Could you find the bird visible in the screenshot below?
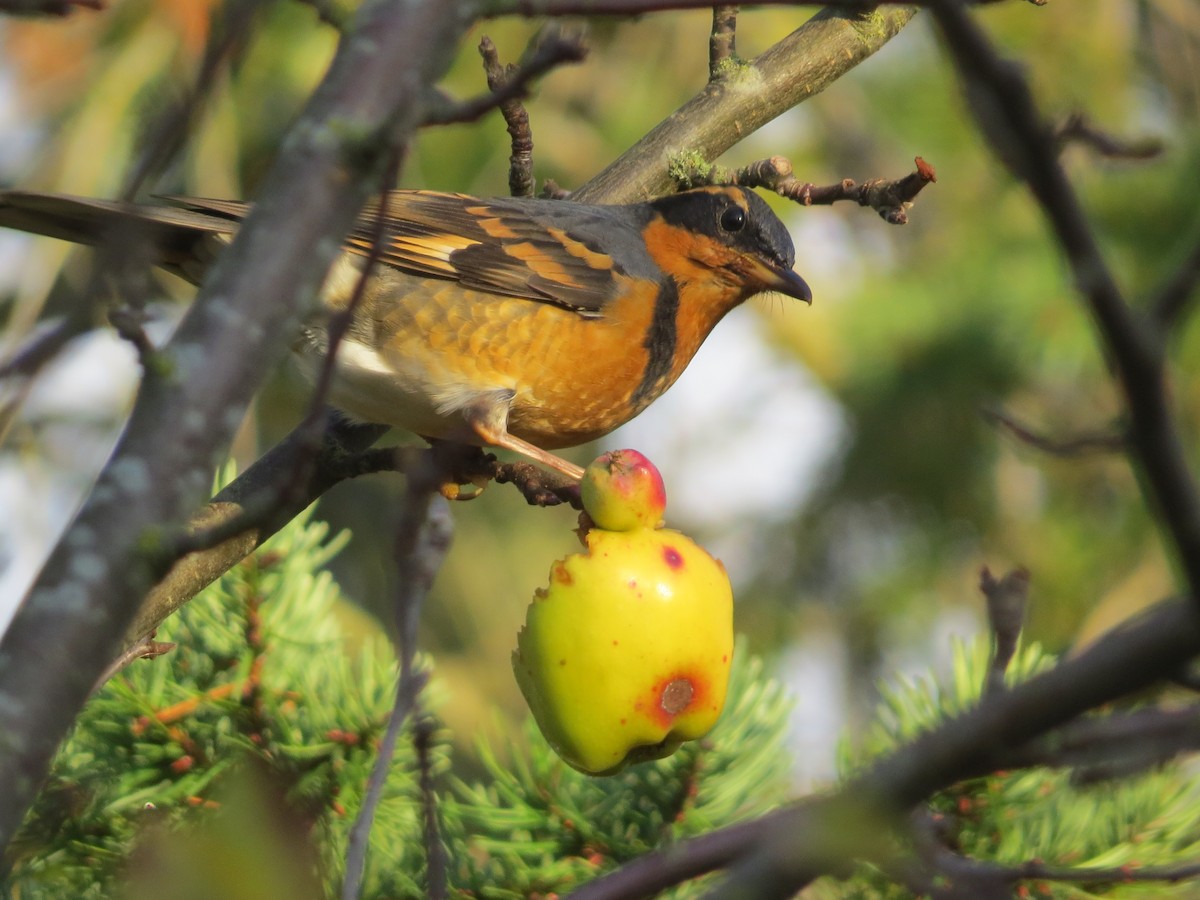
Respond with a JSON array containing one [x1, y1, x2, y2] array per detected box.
[[0, 185, 811, 480]]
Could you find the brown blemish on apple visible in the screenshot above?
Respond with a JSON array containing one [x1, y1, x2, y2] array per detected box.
[[660, 678, 694, 716], [551, 562, 573, 586]]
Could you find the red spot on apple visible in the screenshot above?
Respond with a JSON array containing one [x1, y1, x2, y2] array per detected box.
[[552, 562, 573, 586], [663, 546, 683, 569]]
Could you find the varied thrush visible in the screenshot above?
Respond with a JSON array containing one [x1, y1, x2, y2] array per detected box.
[[0, 186, 811, 479]]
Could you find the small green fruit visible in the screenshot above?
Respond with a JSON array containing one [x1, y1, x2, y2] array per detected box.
[[513, 526, 734, 775], [580, 449, 667, 532]]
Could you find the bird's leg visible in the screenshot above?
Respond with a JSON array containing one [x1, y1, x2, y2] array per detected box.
[[479, 427, 586, 482], [463, 398, 585, 481]]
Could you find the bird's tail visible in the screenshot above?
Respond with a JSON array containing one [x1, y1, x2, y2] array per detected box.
[[0, 191, 243, 284]]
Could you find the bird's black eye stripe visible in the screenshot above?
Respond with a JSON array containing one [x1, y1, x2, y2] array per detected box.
[[719, 205, 745, 233]]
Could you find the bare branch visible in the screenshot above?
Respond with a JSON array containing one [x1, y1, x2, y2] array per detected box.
[[424, 29, 587, 127], [781, 156, 937, 224], [709, 5, 739, 82], [92, 636, 176, 691], [0, 318, 81, 382], [414, 712, 448, 900], [1053, 112, 1165, 162], [126, 415, 390, 647], [1152, 234, 1200, 330], [123, 0, 261, 198], [0, 0, 101, 17], [342, 464, 453, 900], [478, 35, 537, 197], [680, 154, 936, 223], [909, 807, 1200, 895], [982, 406, 1125, 457], [572, 6, 917, 203], [1006, 706, 1200, 782], [107, 306, 156, 367]]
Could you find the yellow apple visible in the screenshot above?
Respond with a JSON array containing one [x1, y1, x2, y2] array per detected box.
[[513, 526, 734, 775]]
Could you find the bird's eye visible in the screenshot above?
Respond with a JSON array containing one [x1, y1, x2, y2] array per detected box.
[[719, 206, 745, 233]]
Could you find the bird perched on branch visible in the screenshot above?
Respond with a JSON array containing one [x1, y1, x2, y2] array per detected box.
[[0, 185, 811, 480]]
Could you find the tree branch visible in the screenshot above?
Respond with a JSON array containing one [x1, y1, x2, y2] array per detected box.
[[982, 406, 1126, 457], [708, 5, 739, 82], [0, 0, 101, 16], [677, 154, 937, 224], [908, 806, 1200, 896], [572, 6, 918, 203], [423, 28, 587, 126], [342, 462, 453, 900], [1152, 233, 1200, 331]]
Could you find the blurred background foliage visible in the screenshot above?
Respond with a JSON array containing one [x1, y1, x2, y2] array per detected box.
[[2, 0, 1200, 783]]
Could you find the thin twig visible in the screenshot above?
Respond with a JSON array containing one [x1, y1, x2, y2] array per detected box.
[[0, 318, 80, 381], [489, 457, 582, 507], [779, 156, 937, 224], [414, 711, 448, 900], [123, 0, 260, 199], [709, 5, 739, 82], [1052, 112, 1165, 162], [107, 306, 157, 367], [342, 465, 454, 900], [909, 807, 1200, 893], [1005, 705, 1200, 783], [676, 155, 937, 225], [294, 0, 348, 30], [1152, 235, 1200, 331], [982, 406, 1125, 457], [425, 29, 587, 126], [479, 35, 537, 197], [92, 636, 176, 691], [0, 0, 101, 16]]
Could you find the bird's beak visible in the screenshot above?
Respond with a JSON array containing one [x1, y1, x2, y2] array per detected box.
[[747, 257, 813, 304]]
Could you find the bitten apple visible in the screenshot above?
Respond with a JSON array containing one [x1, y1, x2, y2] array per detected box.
[[580, 449, 667, 532], [513, 454, 734, 775]]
